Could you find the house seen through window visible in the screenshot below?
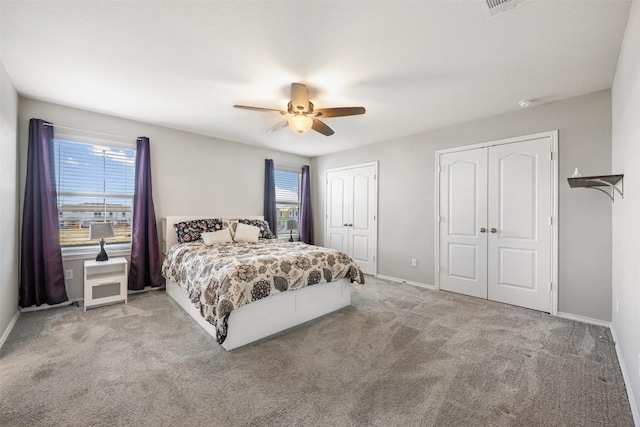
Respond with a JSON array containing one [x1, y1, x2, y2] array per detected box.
[[275, 169, 301, 239], [53, 138, 136, 247]]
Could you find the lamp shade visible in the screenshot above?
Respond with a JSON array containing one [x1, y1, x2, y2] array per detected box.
[[89, 222, 115, 240], [286, 219, 298, 231], [288, 115, 313, 134]]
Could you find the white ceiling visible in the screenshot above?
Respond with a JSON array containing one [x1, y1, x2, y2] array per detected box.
[[0, 0, 631, 157]]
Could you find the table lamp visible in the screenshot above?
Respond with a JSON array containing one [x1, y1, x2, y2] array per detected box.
[[90, 222, 115, 261], [286, 219, 298, 242]]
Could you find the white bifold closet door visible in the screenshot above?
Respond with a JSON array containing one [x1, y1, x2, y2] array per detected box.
[[326, 163, 377, 276], [439, 137, 552, 312]]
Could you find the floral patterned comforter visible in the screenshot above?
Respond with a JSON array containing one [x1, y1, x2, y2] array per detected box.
[[161, 240, 365, 344]]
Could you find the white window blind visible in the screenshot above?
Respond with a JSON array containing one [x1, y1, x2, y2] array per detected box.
[[275, 169, 301, 237], [53, 139, 136, 247]]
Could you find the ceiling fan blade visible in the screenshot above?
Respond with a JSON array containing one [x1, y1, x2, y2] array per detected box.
[[290, 83, 310, 112], [234, 105, 287, 115], [311, 119, 335, 136], [315, 107, 366, 118], [266, 120, 289, 133]]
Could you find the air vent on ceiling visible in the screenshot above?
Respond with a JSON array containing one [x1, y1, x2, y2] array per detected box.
[[482, 0, 529, 17]]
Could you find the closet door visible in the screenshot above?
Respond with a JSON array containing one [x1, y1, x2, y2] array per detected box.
[[347, 165, 377, 275], [439, 148, 488, 299], [325, 163, 378, 276], [326, 170, 349, 253], [487, 138, 552, 312]]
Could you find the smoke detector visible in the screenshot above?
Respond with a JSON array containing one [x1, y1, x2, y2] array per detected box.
[[482, 0, 529, 18]]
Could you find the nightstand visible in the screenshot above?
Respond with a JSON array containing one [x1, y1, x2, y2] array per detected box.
[[83, 257, 128, 311]]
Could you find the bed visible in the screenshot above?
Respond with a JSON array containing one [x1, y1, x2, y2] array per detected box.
[[162, 215, 364, 351]]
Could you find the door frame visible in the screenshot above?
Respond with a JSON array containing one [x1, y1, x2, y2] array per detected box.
[[325, 161, 378, 276], [434, 131, 559, 316]]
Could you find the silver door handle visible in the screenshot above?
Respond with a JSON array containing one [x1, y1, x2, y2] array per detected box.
[[490, 228, 497, 233], [480, 227, 486, 233]]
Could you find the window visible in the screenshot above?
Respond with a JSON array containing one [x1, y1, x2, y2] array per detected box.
[[53, 138, 136, 247], [275, 169, 301, 239]]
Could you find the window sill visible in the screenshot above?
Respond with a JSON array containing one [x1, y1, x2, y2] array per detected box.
[[62, 244, 131, 261], [277, 235, 300, 242]]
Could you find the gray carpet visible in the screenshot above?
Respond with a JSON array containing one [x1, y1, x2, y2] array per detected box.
[[0, 277, 634, 426]]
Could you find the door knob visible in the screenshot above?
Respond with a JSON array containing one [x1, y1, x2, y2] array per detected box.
[[490, 228, 497, 233], [343, 223, 348, 227], [480, 227, 486, 233], [348, 223, 353, 227]]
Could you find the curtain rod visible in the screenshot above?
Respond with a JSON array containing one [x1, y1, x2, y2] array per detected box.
[[276, 161, 304, 170], [43, 123, 137, 141]]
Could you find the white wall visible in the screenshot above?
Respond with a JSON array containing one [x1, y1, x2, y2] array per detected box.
[[611, 1, 640, 419], [313, 90, 612, 322], [0, 59, 20, 341], [19, 98, 310, 300]]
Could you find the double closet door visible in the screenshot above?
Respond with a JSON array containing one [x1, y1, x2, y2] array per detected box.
[[325, 163, 377, 276], [438, 137, 554, 312]]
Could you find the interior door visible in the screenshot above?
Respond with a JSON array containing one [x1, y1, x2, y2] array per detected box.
[[487, 138, 552, 312], [439, 148, 488, 298], [326, 164, 378, 276], [347, 165, 377, 275], [326, 171, 349, 253]]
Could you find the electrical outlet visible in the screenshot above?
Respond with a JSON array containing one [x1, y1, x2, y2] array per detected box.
[[616, 300, 619, 315], [411, 258, 417, 267], [65, 269, 73, 280]]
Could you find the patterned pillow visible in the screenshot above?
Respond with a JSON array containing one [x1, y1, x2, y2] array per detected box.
[[237, 219, 275, 239], [174, 218, 223, 243], [222, 219, 238, 239]]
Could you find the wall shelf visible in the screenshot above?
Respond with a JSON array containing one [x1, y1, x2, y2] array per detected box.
[[567, 174, 624, 201]]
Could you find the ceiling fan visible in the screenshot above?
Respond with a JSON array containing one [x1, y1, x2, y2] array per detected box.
[[233, 83, 365, 136]]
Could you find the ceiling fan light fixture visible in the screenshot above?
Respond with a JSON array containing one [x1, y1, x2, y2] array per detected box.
[[288, 115, 313, 134]]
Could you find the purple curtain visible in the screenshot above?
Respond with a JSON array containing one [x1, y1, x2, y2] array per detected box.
[[128, 137, 162, 290], [299, 165, 314, 244], [264, 159, 277, 237], [19, 119, 68, 307]]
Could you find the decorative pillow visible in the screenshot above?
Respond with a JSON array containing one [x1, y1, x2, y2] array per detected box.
[[233, 222, 260, 243], [174, 218, 223, 243], [238, 219, 275, 239], [222, 219, 238, 239], [201, 228, 232, 245]]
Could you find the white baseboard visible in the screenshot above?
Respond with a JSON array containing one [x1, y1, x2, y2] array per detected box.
[[557, 312, 611, 328], [20, 298, 83, 313], [128, 285, 166, 295], [375, 274, 436, 290], [610, 325, 640, 427], [0, 309, 20, 350]]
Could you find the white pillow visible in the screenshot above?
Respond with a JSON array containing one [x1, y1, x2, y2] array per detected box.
[[233, 222, 260, 243], [201, 228, 232, 245]]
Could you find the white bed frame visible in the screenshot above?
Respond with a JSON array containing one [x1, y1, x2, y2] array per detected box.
[[164, 216, 352, 351]]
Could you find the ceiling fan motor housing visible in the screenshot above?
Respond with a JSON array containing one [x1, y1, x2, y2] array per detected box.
[[291, 82, 310, 112], [288, 101, 314, 114]]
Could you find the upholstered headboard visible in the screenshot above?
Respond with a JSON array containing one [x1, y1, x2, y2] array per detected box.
[[163, 215, 265, 252]]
